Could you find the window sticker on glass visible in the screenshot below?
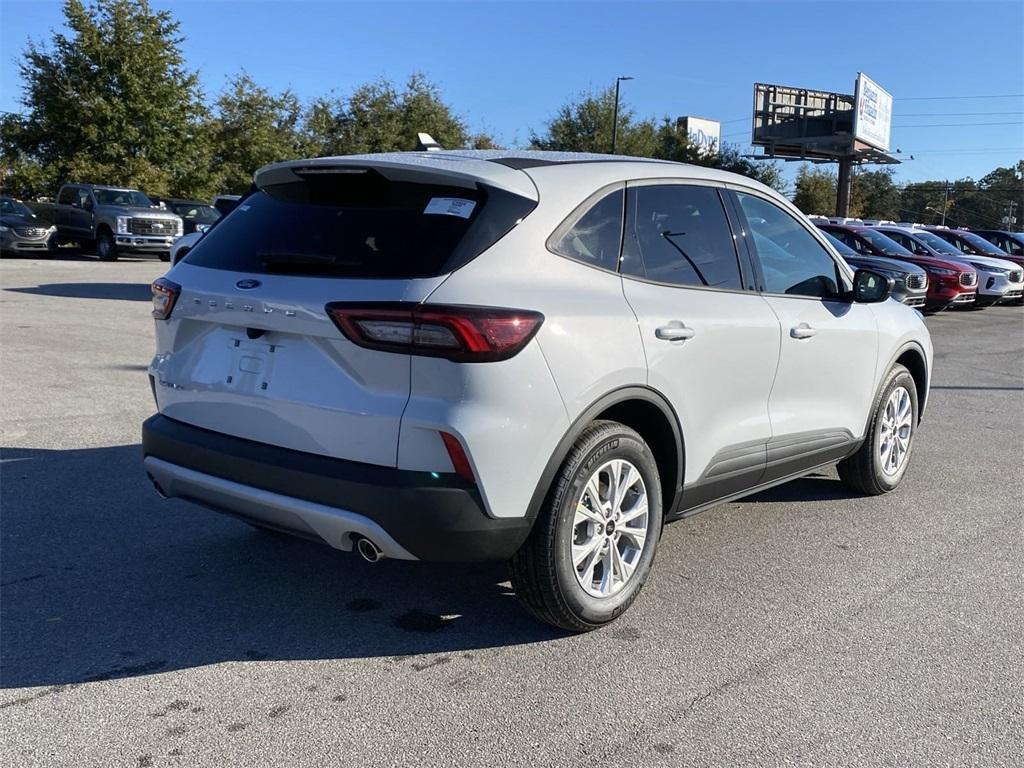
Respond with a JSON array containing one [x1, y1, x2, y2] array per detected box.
[[424, 197, 476, 219]]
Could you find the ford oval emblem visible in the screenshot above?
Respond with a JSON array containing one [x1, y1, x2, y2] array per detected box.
[[236, 279, 261, 290]]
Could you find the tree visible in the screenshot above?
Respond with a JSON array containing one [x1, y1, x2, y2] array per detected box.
[[530, 86, 657, 156], [1, 0, 208, 197], [851, 168, 899, 220], [792, 165, 836, 215], [531, 89, 785, 191], [304, 74, 470, 157], [210, 72, 304, 194]]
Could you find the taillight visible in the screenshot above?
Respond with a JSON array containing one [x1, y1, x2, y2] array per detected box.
[[151, 277, 180, 320], [325, 303, 544, 362]]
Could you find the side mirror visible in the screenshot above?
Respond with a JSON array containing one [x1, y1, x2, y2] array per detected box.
[[852, 268, 893, 303]]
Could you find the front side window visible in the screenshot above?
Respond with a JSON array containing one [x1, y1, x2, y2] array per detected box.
[[878, 229, 923, 254], [737, 192, 842, 299], [549, 189, 623, 272], [621, 184, 742, 290], [857, 229, 914, 257]]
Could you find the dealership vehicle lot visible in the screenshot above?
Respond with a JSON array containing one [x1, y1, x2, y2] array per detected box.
[[1, 257, 1022, 766]]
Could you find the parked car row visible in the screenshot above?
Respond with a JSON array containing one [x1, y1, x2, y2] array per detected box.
[[809, 217, 1024, 311], [1, 185, 238, 260]]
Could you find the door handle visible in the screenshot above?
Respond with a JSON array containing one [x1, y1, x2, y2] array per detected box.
[[790, 323, 817, 339], [655, 322, 696, 341]]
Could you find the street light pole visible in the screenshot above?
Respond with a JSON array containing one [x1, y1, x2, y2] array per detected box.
[[611, 76, 634, 154]]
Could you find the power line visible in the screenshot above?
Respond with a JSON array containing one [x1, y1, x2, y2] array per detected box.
[[895, 121, 1024, 128], [896, 93, 1024, 101], [898, 111, 1023, 117]]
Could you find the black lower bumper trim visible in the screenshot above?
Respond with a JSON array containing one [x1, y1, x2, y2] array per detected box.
[[142, 414, 532, 561]]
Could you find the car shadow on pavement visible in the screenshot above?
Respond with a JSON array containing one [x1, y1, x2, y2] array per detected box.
[[742, 473, 861, 503], [6, 283, 153, 301], [0, 444, 562, 689]]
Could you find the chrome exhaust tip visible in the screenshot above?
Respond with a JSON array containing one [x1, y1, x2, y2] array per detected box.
[[354, 536, 383, 563]]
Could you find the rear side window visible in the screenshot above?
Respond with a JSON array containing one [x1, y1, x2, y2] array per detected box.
[[621, 184, 742, 290], [549, 189, 624, 271], [737, 192, 842, 299], [184, 171, 535, 279], [57, 187, 76, 205]]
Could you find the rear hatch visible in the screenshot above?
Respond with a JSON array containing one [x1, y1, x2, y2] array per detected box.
[[152, 160, 536, 466]]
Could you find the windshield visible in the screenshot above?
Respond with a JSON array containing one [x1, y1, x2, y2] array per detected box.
[[858, 229, 914, 256], [912, 230, 964, 256], [0, 197, 35, 218], [823, 231, 856, 256], [169, 203, 220, 224], [953, 231, 1008, 256], [93, 189, 153, 208]]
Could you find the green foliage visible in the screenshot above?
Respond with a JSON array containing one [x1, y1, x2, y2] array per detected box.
[[2, 0, 207, 196], [303, 74, 469, 157], [530, 88, 785, 191], [211, 72, 304, 194], [792, 165, 837, 215], [851, 168, 899, 220]]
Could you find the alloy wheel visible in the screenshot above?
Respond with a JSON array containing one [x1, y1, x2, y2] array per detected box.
[[879, 385, 913, 476], [571, 459, 649, 598]]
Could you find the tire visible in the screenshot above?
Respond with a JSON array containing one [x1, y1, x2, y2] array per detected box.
[[510, 420, 663, 632], [838, 364, 918, 495], [96, 229, 118, 261], [158, 252, 170, 262]]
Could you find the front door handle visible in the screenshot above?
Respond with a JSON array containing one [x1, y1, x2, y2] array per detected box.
[[655, 322, 696, 341], [790, 323, 817, 339]]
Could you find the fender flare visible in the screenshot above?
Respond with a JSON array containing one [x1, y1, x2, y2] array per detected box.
[[524, 385, 685, 524], [863, 340, 930, 437]]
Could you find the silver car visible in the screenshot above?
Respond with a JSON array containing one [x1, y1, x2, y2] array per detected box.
[[143, 151, 933, 631]]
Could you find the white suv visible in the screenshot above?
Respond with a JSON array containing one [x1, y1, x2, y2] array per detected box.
[[144, 151, 933, 631]]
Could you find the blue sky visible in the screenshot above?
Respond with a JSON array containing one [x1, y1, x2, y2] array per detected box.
[[1, 0, 1022, 188]]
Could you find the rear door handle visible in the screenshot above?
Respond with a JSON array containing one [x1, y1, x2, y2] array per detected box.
[[790, 323, 817, 339], [655, 322, 696, 341]]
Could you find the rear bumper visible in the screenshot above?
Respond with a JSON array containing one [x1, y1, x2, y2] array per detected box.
[[142, 414, 532, 561]]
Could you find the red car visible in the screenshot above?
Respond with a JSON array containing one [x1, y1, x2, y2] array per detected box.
[[816, 223, 978, 312], [925, 226, 1024, 271]]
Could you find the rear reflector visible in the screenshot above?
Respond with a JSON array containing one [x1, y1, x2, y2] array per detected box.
[[151, 277, 181, 320], [325, 303, 544, 362], [440, 432, 475, 483]]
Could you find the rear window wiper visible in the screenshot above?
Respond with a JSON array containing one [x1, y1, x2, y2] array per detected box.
[[258, 252, 369, 274]]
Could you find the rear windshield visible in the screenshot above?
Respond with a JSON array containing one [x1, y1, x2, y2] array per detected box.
[[184, 172, 535, 279], [954, 231, 1007, 256], [858, 229, 913, 256]]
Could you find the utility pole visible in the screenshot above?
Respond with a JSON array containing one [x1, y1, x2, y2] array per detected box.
[[610, 76, 634, 154], [940, 181, 949, 226], [1005, 200, 1019, 231]]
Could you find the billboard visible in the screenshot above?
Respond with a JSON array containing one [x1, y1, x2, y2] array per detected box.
[[751, 83, 856, 160], [678, 116, 720, 154], [853, 73, 893, 151]]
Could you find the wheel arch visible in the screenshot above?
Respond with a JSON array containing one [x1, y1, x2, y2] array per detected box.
[[525, 386, 685, 524], [892, 342, 929, 422]]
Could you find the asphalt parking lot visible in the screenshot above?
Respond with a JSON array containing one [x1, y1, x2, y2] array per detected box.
[[1, 255, 1021, 768]]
